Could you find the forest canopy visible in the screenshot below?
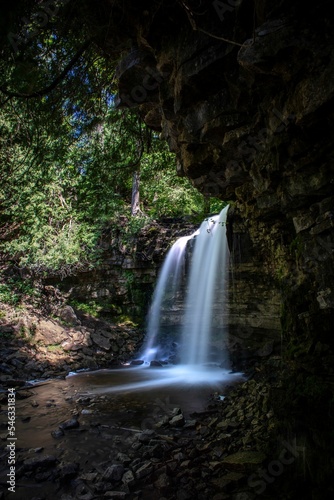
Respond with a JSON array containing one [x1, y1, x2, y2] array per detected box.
[[0, 1, 221, 275]]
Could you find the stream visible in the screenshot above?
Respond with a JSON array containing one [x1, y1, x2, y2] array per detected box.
[[1, 365, 243, 499]]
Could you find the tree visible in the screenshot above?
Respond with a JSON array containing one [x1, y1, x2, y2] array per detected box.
[[0, 1, 211, 274]]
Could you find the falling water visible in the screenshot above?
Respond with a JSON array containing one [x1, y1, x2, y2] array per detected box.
[[141, 205, 230, 370], [141, 234, 194, 361], [180, 205, 229, 367]]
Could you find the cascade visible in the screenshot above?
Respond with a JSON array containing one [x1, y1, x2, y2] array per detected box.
[[180, 205, 229, 366], [141, 205, 230, 370], [141, 234, 194, 362]]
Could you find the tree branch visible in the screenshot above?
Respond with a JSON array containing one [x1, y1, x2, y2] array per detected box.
[[178, 0, 243, 47], [0, 39, 92, 99]]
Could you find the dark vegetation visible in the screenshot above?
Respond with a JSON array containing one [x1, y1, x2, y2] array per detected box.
[[0, 0, 221, 283]]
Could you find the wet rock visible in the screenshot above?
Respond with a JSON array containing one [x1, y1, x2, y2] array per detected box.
[[149, 360, 163, 367], [23, 454, 57, 471], [130, 360, 144, 366], [51, 428, 64, 439], [16, 390, 33, 399], [59, 418, 79, 430]]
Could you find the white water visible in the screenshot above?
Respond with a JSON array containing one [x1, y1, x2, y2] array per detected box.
[[141, 234, 194, 361], [141, 205, 230, 372], [180, 205, 230, 366]]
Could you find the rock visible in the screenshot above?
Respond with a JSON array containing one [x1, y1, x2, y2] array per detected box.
[[116, 453, 131, 465], [154, 471, 171, 490], [58, 462, 80, 481], [122, 469, 135, 485], [52, 428, 64, 439], [59, 418, 79, 430], [81, 409, 94, 415], [58, 306, 79, 325], [169, 414, 185, 427], [149, 360, 163, 367], [103, 465, 125, 482], [138, 430, 156, 443], [135, 461, 153, 479], [130, 360, 144, 366], [221, 451, 266, 471], [34, 319, 67, 345], [91, 332, 111, 350], [211, 471, 245, 491], [23, 455, 57, 470]]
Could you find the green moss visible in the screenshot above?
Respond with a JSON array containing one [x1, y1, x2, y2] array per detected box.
[[289, 235, 304, 260], [47, 344, 63, 352], [70, 299, 102, 317]]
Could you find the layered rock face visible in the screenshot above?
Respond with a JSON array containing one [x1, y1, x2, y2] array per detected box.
[[45, 218, 197, 323]]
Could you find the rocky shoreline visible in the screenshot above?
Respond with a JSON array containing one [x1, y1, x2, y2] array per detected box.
[[0, 296, 321, 500], [0, 365, 288, 500]]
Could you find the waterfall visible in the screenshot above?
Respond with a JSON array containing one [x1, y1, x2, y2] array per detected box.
[[140, 205, 230, 369], [141, 234, 194, 362], [180, 205, 229, 366]]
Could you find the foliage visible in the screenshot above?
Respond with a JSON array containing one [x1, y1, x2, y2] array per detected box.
[[0, 283, 19, 306], [0, 273, 39, 306], [0, 1, 217, 275], [69, 299, 103, 317]]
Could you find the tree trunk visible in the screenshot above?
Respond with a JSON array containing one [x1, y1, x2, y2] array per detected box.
[[131, 170, 141, 216]]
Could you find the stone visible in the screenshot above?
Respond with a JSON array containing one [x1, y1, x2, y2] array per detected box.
[[58, 306, 79, 325], [91, 332, 111, 350], [34, 320, 67, 345], [135, 461, 153, 479], [169, 414, 185, 427], [154, 472, 170, 489], [122, 469, 135, 485], [103, 465, 125, 482], [221, 451, 266, 471], [23, 455, 57, 470], [58, 462, 80, 481], [137, 430, 156, 443], [51, 429, 64, 439], [59, 418, 79, 430]]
